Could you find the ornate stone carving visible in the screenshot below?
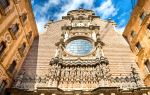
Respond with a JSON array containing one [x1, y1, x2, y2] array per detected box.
[[12, 57, 143, 91], [5, 32, 12, 44]]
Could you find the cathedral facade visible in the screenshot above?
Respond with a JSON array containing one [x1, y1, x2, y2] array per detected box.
[[8, 9, 150, 95]]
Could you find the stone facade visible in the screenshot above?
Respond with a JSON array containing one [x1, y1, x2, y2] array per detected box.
[[123, 0, 150, 86], [0, 0, 38, 94], [9, 9, 150, 95]]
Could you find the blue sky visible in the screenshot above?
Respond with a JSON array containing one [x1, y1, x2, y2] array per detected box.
[[31, 0, 137, 32]]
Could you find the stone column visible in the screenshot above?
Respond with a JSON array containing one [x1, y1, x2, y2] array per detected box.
[[99, 93, 104, 95], [52, 94, 56, 95], [111, 93, 115, 95], [40, 93, 45, 95]]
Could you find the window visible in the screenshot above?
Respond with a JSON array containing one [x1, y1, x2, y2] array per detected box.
[[21, 13, 27, 23], [7, 60, 17, 73], [27, 31, 32, 40], [9, 23, 19, 35], [147, 24, 150, 32], [131, 31, 136, 37], [0, 41, 6, 56], [0, 80, 7, 93], [66, 39, 93, 56], [136, 42, 142, 51], [140, 12, 146, 20], [0, 0, 9, 12], [145, 60, 150, 72], [18, 42, 26, 55], [140, 12, 146, 25]]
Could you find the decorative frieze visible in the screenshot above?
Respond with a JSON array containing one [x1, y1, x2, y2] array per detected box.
[[13, 56, 143, 91], [61, 24, 100, 31]]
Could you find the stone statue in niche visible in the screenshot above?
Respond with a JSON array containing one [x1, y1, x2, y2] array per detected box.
[[95, 42, 104, 58], [55, 34, 65, 58], [95, 33, 105, 58], [55, 44, 63, 58]]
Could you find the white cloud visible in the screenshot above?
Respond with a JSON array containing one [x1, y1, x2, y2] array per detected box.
[[34, 0, 94, 32], [117, 12, 126, 19], [33, 0, 60, 16], [36, 17, 47, 32], [115, 26, 125, 33], [94, 0, 118, 18], [31, 0, 34, 5], [118, 19, 126, 27], [41, 0, 60, 15], [33, 0, 60, 32], [54, 0, 94, 20]]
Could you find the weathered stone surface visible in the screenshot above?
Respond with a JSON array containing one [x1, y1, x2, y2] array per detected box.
[[123, 0, 150, 86]]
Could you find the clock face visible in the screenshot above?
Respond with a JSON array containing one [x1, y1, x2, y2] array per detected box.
[[66, 39, 93, 56]]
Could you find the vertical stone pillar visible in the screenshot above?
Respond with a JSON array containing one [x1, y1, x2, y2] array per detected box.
[[99, 93, 104, 95], [111, 93, 115, 95], [40, 93, 45, 95], [143, 93, 148, 95], [52, 94, 56, 95]]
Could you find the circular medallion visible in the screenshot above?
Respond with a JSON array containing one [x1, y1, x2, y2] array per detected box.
[[5, 33, 11, 44]]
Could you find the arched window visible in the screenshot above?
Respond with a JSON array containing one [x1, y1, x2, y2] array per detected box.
[[9, 23, 19, 36], [0, 80, 7, 94], [135, 42, 142, 52], [145, 60, 150, 72], [139, 12, 146, 25], [0, 0, 9, 12], [18, 42, 26, 56], [147, 24, 150, 32], [7, 61, 17, 73], [27, 31, 32, 40], [131, 31, 136, 38], [19, 42, 26, 52], [0, 41, 6, 56], [21, 13, 27, 23]]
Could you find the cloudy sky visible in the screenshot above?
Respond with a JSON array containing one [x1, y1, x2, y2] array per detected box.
[[31, 0, 137, 32]]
